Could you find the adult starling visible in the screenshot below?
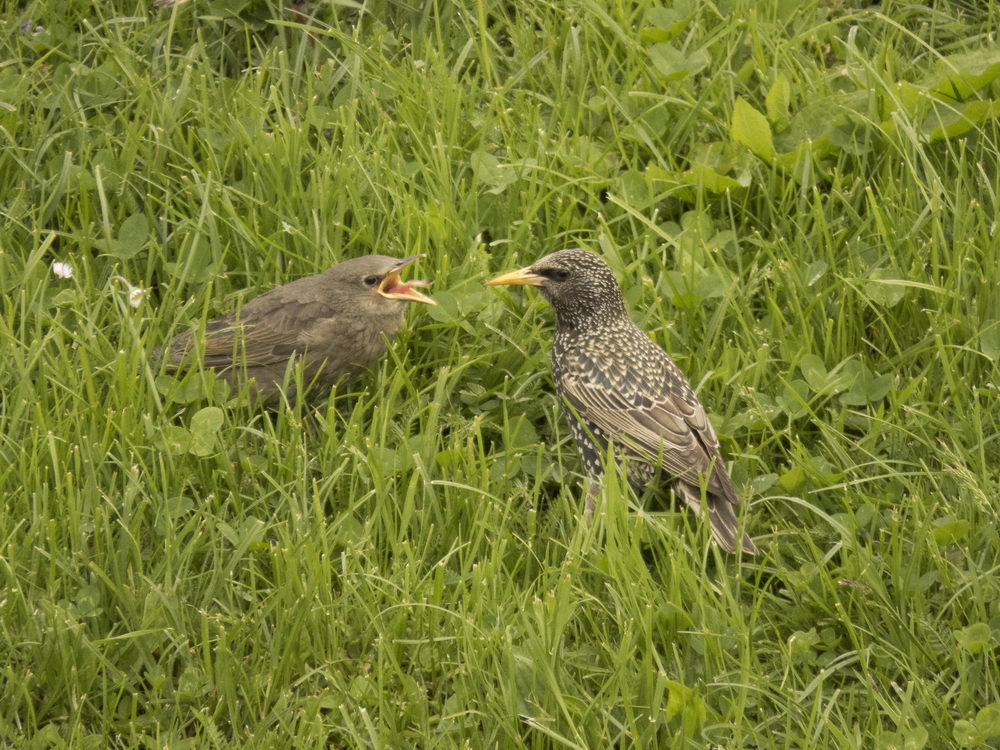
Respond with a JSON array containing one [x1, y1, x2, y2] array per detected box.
[[487, 248, 757, 554], [157, 254, 435, 403]]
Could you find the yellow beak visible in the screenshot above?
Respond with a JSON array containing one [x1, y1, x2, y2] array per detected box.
[[485, 267, 545, 287], [379, 254, 437, 305]]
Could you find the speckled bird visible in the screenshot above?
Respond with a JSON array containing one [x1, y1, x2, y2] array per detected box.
[[487, 248, 757, 554], [156, 254, 435, 404]]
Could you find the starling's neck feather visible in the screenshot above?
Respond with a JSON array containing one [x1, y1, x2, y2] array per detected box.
[[549, 289, 630, 333]]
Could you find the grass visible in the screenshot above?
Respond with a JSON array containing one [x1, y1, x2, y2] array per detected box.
[[2, 0, 1000, 746]]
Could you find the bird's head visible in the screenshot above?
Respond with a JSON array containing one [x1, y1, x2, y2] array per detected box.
[[333, 254, 436, 313], [486, 248, 626, 325]]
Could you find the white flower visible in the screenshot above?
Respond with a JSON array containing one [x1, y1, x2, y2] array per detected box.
[[112, 276, 147, 308], [128, 286, 147, 308], [51, 261, 74, 279]]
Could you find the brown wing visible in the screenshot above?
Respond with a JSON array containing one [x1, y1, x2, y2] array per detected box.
[[558, 347, 741, 506], [162, 297, 337, 369]]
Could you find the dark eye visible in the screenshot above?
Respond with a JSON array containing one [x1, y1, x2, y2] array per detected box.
[[546, 268, 570, 282], [363, 275, 380, 287]]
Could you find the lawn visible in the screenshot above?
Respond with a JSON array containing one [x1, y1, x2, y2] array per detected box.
[[2, 0, 999, 746]]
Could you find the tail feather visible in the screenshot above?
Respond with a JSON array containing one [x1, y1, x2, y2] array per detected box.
[[678, 483, 758, 555]]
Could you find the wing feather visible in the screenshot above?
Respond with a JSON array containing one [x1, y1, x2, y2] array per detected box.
[[162, 298, 336, 369], [558, 344, 741, 506]]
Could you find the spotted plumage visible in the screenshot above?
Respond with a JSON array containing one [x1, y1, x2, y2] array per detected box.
[[487, 248, 757, 555]]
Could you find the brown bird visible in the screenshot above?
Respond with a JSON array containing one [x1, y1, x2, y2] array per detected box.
[[487, 248, 757, 554], [157, 254, 435, 403]]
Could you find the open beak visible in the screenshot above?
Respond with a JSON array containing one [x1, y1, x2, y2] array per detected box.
[[378, 254, 437, 305], [485, 267, 545, 287]]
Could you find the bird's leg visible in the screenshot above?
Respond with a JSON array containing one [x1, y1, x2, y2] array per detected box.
[[583, 478, 601, 516]]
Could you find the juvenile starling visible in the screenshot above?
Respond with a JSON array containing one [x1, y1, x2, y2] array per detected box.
[[157, 254, 435, 403], [487, 248, 757, 554]]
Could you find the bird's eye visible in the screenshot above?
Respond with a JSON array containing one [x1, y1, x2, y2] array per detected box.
[[363, 275, 380, 287], [548, 269, 571, 282]]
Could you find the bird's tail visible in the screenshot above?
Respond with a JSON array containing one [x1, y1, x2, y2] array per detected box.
[[678, 483, 758, 555]]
